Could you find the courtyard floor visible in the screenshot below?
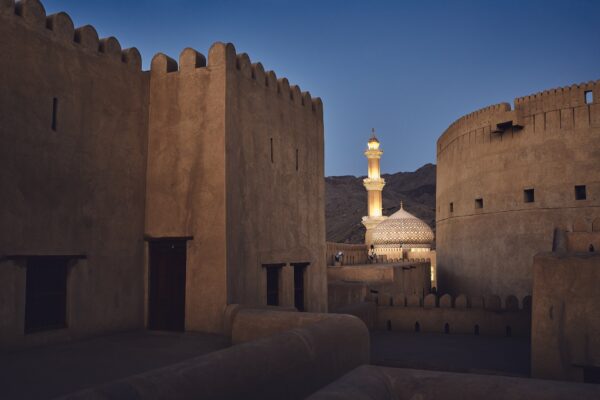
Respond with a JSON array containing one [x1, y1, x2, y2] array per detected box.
[[0, 330, 230, 400], [0, 328, 531, 399], [370, 330, 531, 377]]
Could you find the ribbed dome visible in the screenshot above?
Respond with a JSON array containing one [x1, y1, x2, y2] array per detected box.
[[372, 204, 434, 246]]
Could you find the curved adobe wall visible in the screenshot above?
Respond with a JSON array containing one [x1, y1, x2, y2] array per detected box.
[[436, 80, 600, 299]]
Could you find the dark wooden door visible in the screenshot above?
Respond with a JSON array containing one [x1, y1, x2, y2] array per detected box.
[[25, 257, 68, 333], [148, 240, 186, 331]]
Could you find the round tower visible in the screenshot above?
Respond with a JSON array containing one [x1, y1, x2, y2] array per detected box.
[[362, 129, 387, 246]]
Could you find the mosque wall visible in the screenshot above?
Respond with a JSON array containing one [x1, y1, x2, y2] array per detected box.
[[436, 80, 600, 299], [0, 0, 148, 348]]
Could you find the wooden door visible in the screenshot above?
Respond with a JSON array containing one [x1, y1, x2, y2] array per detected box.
[[148, 240, 186, 331]]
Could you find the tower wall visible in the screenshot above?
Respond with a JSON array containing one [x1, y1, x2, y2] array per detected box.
[[225, 48, 327, 312], [436, 80, 600, 299], [145, 46, 229, 333], [0, 0, 148, 347], [146, 42, 328, 329]]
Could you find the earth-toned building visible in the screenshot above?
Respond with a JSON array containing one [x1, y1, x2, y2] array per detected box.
[[0, 0, 326, 348], [436, 81, 600, 299]]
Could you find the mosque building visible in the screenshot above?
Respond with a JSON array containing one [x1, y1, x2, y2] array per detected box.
[[361, 130, 437, 283]]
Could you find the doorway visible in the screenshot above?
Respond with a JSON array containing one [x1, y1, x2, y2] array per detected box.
[[291, 262, 309, 311], [25, 256, 69, 333], [148, 239, 187, 331]]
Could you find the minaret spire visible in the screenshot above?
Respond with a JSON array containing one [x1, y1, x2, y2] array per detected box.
[[361, 129, 387, 247]]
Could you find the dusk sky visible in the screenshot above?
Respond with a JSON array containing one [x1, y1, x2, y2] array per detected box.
[[44, 0, 600, 176]]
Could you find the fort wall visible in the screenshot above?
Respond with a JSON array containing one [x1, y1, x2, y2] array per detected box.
[[145, 42, 327, 333], [436, 80, 600, 298], [0, 0, 327, 344], [0, 0, 148, 347], [532, 252, 600, 382], [225, 47, 327, 312], [145, 45, 229, 333], [374, 292, 531, 337]]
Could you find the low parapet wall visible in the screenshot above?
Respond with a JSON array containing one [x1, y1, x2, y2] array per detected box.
[[326, 242, 368, 265], [64, 312, 370, 400], [307, 365, 600, 400], [230, 307, 368, 344], [374, 293, 531, 337]]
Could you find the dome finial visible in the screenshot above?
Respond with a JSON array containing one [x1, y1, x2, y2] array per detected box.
[[400, 201, 404, 209]]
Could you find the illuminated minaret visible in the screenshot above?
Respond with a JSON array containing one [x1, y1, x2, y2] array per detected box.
[[362, 129, 387, 246]]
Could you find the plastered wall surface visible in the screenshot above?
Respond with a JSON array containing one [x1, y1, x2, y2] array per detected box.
[[0, 0, 148, 348], [531, 252, 600, 382], [1, 0, 327, 343], [374, 292, 530, 337], [436, 81, 600, 299], [145, 46, 229, 333], [225, 47, 327, 312]]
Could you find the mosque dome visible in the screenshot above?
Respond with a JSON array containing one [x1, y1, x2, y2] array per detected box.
[[371, 203, 434, 248]]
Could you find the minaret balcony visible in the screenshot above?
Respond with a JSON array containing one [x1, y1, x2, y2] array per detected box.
[[363, 178, 385, 191]]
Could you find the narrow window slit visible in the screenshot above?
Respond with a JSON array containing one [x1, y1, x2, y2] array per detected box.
[[52, 97, 58, 131]]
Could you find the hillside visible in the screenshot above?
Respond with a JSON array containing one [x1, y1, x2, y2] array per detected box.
[[325, 163, 436, 244]]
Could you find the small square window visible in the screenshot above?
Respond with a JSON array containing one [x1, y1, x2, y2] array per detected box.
[[475, 198, 483, 209], [585, 91, 593, 105], [449, 202, 454, 213], [524, 188, 535, 203], [575, 185, 587, 200]]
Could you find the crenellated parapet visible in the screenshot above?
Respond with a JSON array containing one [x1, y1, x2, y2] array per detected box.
[[374, 292, 531, 312], [375, 292, 532, 337], [514, 79, 599, 116], [438, 79, 600, 156], [438, 102, 511, 153], [150, 42, 323, 115], [3, 0, 142, 70]]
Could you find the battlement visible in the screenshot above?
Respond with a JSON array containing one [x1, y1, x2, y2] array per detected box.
[[1, 0, 141, 70], [438, 78, 600, 155], [514, 79, 599, 115], [375, 292, 532, 337], [438, 102, 512, 153], [374, 292, 531, 312], [150, 43, 322, 114]]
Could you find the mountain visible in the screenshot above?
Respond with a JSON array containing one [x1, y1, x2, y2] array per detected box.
[[325, 163, 436, 244]]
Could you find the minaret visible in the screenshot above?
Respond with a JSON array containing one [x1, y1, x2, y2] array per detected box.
[[362, 129, 387, 246]]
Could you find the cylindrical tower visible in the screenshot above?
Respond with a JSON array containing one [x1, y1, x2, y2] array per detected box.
[[362, 129, 387, 246], [436, 80, 600, 300]]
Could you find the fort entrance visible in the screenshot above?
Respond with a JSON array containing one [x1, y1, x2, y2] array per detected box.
[[148, 239, 187, 331]]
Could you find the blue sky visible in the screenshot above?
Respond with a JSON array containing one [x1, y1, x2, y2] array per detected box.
[[43, 0, 600, 176]]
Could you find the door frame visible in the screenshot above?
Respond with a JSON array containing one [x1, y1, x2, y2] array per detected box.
[[144, 236, 192, 331]]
